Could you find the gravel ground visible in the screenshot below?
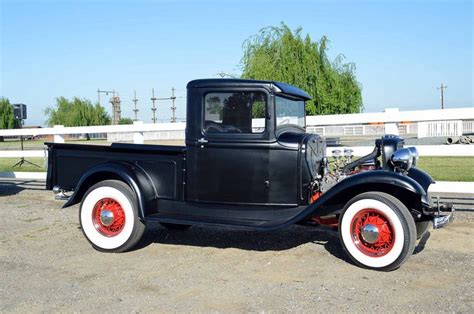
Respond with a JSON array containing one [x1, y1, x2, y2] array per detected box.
[[1, 179, 473, 312]]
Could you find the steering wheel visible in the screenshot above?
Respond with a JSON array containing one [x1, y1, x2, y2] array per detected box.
[[277, 118, 291, 126], [206, 122, 242, 133], [225, 125, 243, 133]]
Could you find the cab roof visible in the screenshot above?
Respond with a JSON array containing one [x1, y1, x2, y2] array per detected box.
[[187, 78, 312, 101]]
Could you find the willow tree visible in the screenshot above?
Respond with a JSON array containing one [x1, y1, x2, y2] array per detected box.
[[0, 97, 17, 141], [241, 23, 363, 115], [45, 97, 110, 127], [0, 98, 15, 130]]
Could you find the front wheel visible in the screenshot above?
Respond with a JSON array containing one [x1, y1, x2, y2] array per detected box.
[[339, 192, 416, 271], [80, 180, 145, 252]]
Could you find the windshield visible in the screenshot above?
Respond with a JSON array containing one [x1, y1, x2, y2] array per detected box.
[[275, 96, 306, 128]]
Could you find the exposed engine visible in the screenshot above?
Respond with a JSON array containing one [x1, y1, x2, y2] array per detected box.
[[307, 135, 419, 203]]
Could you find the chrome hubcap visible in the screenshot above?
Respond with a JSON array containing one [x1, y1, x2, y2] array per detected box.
[[100, 210, 114, 226], [361, 224, 379, 244]]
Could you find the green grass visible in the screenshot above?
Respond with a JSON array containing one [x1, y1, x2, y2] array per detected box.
[[417, 157, 474, 182], [0, 158, 46, 172], [0, 156, 472, 182]]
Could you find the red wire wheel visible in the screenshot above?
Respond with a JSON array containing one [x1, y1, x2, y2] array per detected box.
[[92, 198, 126, 237], [350, 208, 395, 257]]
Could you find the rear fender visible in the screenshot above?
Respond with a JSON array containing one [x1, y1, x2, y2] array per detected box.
[[63, 162, 157, 221]]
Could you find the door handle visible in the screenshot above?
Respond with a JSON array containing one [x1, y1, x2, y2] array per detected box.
[[197, 138, 208, 144]]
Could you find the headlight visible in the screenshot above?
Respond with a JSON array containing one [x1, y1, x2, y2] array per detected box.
[[390, 147, 419, 171], [407, 147, 419, 166]]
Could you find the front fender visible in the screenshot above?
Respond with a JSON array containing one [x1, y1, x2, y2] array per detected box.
[[302, 170, 426, 219], [408, 167, 434, 193], [63, 162, 157, 221], [408, 167, 435, 207]]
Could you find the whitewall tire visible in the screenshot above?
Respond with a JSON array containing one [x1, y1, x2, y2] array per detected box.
[[339, 192, 416, 271], [80, 180, 145, 252]]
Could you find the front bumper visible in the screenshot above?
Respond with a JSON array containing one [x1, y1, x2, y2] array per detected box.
[[431, 197, 455, 229], [433, 212, 454, 229]]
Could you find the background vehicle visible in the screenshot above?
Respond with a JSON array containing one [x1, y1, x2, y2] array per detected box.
[[47, 79, 453, 271]]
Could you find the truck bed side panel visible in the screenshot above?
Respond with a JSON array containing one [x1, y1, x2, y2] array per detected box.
[[47, 143, 185, 201]]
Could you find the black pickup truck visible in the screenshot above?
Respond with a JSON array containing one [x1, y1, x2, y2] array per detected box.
[[47, 79, 453, 271]]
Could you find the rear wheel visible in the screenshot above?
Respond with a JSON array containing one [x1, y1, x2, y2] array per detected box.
[[80, 180, 145, 252], [339, 192, 416, 271]]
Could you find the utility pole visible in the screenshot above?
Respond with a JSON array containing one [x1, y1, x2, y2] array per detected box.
[[170, 87, 177, 122], [150, 88, 176, 123], [438, 83, 448, 109], [151, 88, 158, 123], [132, 90, 139, 121]]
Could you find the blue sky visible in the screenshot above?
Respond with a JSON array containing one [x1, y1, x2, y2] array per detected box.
[[1, 0, 473, 126]]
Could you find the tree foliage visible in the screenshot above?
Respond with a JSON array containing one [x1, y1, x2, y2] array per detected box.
[[118, 117, 134, 125], [0, 98, 16, 129], [45, 97, 111, 127], [241, 23, 363, 115]]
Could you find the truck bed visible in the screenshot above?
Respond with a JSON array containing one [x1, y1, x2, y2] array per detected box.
[[46, 142, 185, 201]]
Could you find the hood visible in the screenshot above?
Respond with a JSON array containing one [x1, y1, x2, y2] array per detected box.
[[277, 130, 325, 180]]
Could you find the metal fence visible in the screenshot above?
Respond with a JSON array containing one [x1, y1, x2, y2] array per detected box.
[[306, 107, 474, 138]]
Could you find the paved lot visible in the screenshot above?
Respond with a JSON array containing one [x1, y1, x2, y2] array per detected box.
[[1, 179, 473, 312]]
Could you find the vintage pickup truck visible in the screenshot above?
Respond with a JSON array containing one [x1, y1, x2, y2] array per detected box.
[[47, 79, 453, 271]]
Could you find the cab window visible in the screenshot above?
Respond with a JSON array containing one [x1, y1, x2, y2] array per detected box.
[[204, 92, 266, 134], [275, 96, 306, 128]]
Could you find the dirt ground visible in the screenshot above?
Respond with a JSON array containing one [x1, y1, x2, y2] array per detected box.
[[1, 179, 473, 313]]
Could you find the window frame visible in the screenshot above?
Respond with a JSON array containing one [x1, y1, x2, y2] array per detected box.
[[201, 88, 271, 141]]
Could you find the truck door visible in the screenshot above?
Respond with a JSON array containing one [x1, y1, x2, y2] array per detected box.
[[186, 89, 271, 204]]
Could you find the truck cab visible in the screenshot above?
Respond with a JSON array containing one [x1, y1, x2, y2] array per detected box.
[[185, 79, 321, 207]]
